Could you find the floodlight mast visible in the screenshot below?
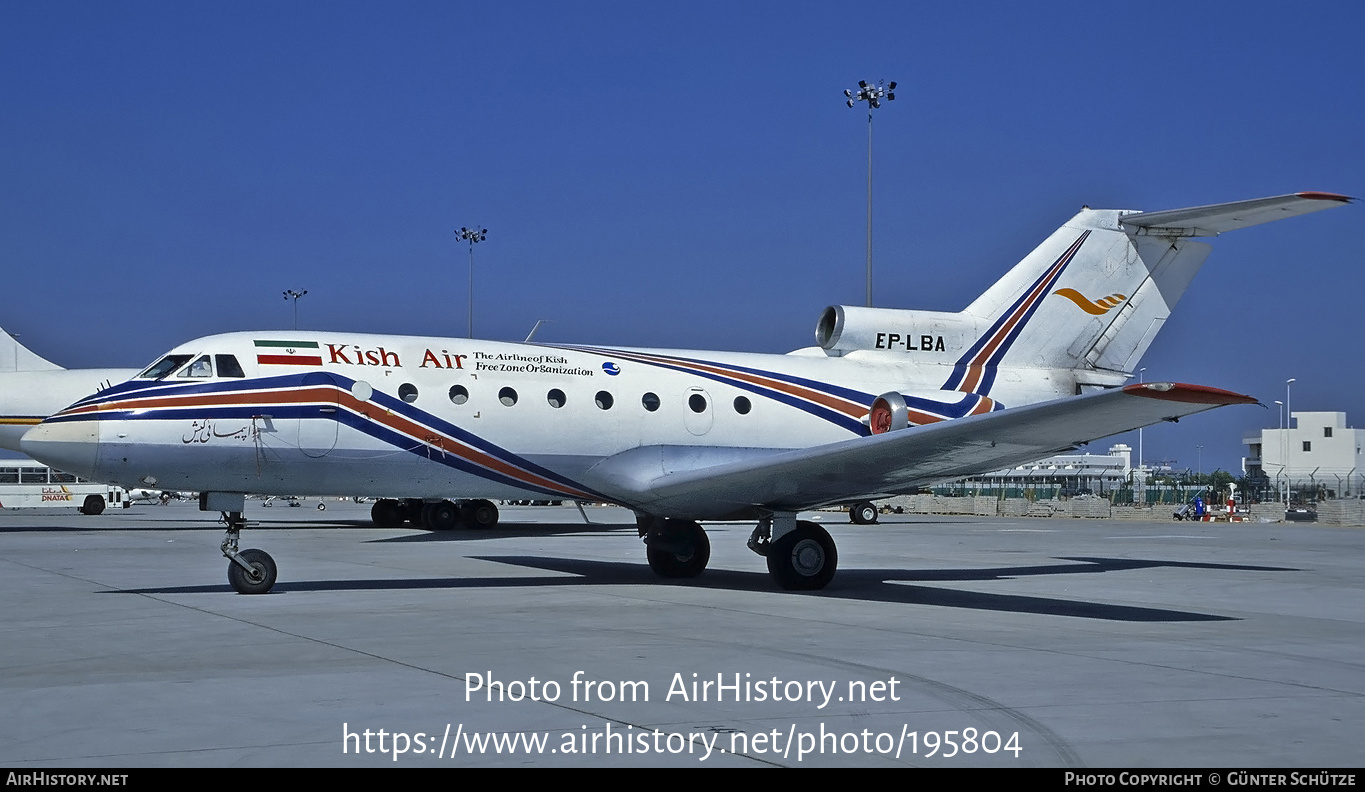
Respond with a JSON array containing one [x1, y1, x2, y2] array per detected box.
[[456, 226, 487, 339], [844, 79, 895, 307], [283, 289, 308, 331]]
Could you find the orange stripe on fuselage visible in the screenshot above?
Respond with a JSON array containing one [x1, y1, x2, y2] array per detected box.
[[56, 385, 597, 499]]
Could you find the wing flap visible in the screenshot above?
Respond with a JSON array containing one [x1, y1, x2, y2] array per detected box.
[[582, 383, 1256, 518], [1118, 192, 1352, 237]]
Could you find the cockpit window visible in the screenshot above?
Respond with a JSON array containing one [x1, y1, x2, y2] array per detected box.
[[215, 355, 246, 378], [137, 354, 194, 380], [177, 355, 213, 378]]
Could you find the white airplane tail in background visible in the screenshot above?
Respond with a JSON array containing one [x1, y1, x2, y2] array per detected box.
[[815, 192, 1351, 395], [0, 327, 62, 372]]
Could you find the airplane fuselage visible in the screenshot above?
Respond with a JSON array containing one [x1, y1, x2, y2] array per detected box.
[[28, 330, 1075, 510]]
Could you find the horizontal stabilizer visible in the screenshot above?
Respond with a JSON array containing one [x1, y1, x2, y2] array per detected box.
[[583, 383, 1256, 518], [1119, 192, 1353, 237]]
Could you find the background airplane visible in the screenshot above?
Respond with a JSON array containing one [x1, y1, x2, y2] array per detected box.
[[21, 192, 1352, 594], [0, 327, 139, 454]]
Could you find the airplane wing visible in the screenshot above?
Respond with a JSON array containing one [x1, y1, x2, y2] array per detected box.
[[1118, 191, 1353, 237], [581, 383, 1256, 519]]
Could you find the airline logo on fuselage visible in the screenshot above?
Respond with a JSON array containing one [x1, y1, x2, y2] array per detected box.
[[255, 341, 599, 377], [1052, 289, 1127, 315]]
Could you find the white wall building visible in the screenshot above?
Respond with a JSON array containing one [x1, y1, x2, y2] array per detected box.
[[1244, 411, 1364, 497], [949, 443, 1133, 492]]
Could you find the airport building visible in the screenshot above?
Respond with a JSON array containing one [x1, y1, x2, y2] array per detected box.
[[937, 443, 1134, 496], [1243, 411, 1364, 498]]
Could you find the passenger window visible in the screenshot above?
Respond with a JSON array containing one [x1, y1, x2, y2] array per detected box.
[[734, 396, 752, 415], [215, 355, 246, 378], [595, 391, 614, 410], [688, 393, 708, 413], [449, 385, 469, 405], [641, 392, 660, 412], [399, 383, 419, 403], [499, 387, 519, 407], [547, 389, 566, 408], [178, 355, 213, 378]]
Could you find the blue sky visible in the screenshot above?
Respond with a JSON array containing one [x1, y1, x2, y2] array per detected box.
[[2, 2, 1361, 474]]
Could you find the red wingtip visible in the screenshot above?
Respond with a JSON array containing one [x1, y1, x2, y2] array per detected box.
[[1121, 382, 1258, 406], [1295, 191, 1355, 202]]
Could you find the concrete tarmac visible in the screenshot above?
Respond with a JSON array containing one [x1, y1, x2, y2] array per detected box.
[[1, 501, 1361, 767]]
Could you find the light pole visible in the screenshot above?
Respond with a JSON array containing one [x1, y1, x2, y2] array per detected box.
[[1285, 378, 1296, 505], [457, 226, 487, 339], [1138, 367, 1146, 469], [283, 289, 307, 331], [1274, 399, 1284, 505], [844, 79, 895, 308], [1196, 445, 1203, 488]]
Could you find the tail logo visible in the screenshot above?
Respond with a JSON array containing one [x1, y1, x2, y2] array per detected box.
[[1052, 288, 1127, 315]]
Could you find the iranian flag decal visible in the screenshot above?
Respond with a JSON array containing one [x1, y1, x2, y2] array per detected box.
[[254, 340, 322, 366]]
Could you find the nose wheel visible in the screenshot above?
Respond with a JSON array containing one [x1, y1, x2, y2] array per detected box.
[[221, 511, 278, 594]]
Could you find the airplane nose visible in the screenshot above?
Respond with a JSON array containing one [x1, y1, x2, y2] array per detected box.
[[21, 420, 100, 480]]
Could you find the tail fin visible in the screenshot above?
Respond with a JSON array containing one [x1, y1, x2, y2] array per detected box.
[[0, 327, 63, 372], [953, 192, 1351, 392]]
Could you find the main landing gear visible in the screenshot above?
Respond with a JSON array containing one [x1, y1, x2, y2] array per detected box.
[[748, 515, 838, 590], [639, 516, 711, 578], [638, 512, 839, 590]]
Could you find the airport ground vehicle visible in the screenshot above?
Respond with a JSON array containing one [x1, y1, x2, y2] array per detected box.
[[0, 458, 128, 514]]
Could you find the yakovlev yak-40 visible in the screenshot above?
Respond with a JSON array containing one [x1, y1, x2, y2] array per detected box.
[[22, 192, 1352, 593]]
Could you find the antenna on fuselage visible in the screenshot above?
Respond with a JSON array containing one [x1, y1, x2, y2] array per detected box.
[[524, 319, 553, 342]]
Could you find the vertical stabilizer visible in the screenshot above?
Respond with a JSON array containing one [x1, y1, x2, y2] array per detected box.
[[0, 327, 63, 372], [950, 193, 1350, 393]]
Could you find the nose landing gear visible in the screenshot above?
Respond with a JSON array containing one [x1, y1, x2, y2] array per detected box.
[[218, 506, 277, 595]]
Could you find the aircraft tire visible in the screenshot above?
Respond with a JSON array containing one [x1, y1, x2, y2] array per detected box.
[[849, 501, 878, 524], [371, 499, 405, 528], [427, 500, 460, 531], [80, 494, 106, 516], [468, 499, 499, 529], [228, 549, 277, 595], [646, 519, 710, 578], [767, 521, 837, 591]]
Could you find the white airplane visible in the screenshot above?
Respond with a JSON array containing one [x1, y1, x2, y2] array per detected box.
[[0, 327, 139, 453], [21, 192, 1352, 594]]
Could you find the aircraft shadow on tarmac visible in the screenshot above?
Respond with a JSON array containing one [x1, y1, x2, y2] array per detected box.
[[110, 548, 1295, 622]]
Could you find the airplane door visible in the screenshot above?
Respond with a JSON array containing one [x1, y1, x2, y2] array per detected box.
[[683, 386, 714, 436], [297, 372, 340, 458]]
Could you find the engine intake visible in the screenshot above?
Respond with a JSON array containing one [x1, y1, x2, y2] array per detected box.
[[816, 305, 978, 355]]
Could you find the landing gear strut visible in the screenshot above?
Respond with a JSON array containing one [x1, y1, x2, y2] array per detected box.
[[221, 510, 277, 595]]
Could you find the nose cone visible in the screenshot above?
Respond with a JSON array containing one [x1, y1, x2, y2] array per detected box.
[[21, 420, 100, 480]]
